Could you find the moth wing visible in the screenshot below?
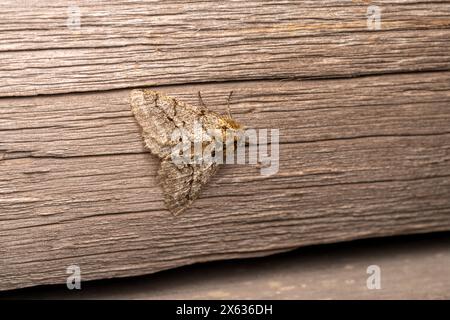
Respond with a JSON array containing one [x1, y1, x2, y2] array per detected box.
[[158, 159, 219, 215], [130, 89, 180, 159], [130, 89, 227, 215]]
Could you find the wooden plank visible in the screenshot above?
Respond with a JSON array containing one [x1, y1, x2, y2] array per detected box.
[[1, 0, 450, 97], [2, 233, 448, 299], [1, 72, 450, 291]]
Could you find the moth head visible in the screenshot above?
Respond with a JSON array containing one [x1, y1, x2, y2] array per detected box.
[[217, 117, 246, 151], [219, 117, 243, 131]]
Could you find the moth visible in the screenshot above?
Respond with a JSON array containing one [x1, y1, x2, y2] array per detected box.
[[130, 89, 244, 215]]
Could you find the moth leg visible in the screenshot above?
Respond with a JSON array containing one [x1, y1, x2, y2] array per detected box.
[[226, 91, 234, 118], [197, 91, 207, 109]]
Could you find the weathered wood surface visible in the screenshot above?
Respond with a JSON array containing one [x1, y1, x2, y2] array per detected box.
[[1, 72, 450, 291], [1, 0, 450, 96], [2, 233, 448, 299]]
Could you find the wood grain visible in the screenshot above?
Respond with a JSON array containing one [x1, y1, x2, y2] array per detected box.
[[2, 233, 449, 299], [1, 72, 450, 291], [1, 0, 450, 96]]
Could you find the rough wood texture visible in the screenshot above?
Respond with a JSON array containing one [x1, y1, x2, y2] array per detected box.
[[1, 72, 450, 291], [2, 233, 448, 299], [1, 0, 450, 96]]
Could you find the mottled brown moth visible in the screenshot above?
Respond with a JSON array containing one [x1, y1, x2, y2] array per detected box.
[[130, 89, 243, 216]]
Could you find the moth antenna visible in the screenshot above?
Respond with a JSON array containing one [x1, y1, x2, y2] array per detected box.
[[197, 91, 206, 109], [226, 91, 233, 118]]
